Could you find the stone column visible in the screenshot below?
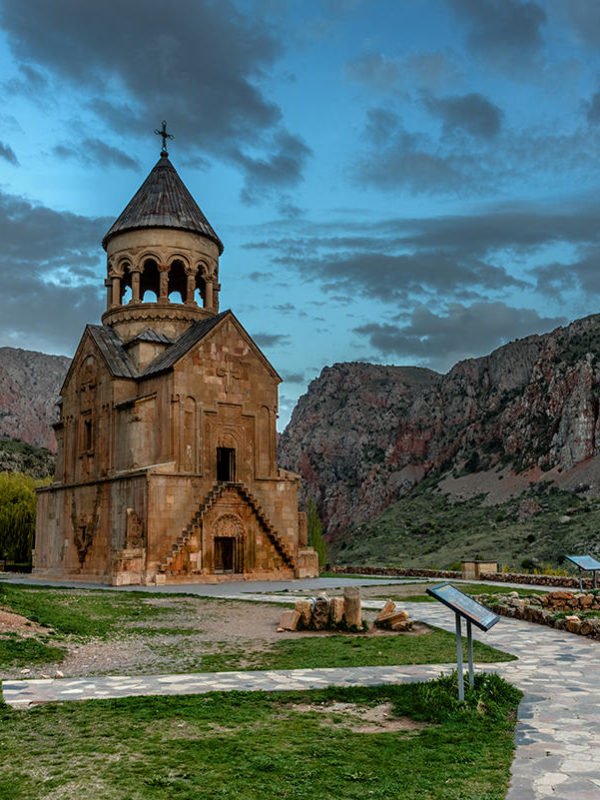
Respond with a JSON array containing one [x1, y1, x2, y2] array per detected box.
[[158, 264, 170, 304], [343, 586, 362, 630], [111, 275, 121, 308], [130, 269, 141, 303], [205, 278, 214, 310], [185, 266, 198, 305], [104, 278, 112, 311]]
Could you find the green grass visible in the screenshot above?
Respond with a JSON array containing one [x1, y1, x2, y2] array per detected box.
[[0, 674, 521, 800], [0, 634, 65, 667], [330, 484, 600, 571], [189, 627, 515, 672], [0, 584, 173, 638]]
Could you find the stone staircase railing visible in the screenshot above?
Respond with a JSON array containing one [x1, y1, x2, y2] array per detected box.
[[158, 481, 296, 575]]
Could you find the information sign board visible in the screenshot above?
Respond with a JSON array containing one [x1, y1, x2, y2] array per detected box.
[[565, 555, 600, 572], [426, 583, 499, 631]]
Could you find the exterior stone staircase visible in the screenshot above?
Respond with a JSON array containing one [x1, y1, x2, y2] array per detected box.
[[158, 481, 297, 576]]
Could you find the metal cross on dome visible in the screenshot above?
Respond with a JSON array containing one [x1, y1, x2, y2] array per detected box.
[[154, 120, 174, 157]]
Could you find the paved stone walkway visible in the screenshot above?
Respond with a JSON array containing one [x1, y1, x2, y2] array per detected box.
[[2, 585, 600, 798]]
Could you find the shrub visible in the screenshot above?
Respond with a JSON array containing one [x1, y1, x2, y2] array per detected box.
[[0, 471, 45, 565], [306, 498, 327, 570]]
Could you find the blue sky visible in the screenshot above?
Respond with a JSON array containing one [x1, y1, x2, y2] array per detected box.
[[2, 0, 600, 426]]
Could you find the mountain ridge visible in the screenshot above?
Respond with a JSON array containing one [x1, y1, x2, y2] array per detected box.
[[279, 313, 600, 534]]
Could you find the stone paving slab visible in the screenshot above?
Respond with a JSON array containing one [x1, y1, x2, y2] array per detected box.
[[2, 663, 452, 709]]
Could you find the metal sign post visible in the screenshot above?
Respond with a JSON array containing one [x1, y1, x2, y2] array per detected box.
[[427, 583, 500, 700]]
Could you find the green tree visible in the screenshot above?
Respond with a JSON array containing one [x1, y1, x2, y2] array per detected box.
[[306, 497, 327, 570], [0, 471, 43, 565]]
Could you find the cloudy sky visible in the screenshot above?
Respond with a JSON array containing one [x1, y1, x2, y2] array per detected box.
[[1, 0, 600, 426]]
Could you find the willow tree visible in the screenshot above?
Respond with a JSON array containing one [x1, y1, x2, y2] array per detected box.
[[0, 471, 42, 565], [306, 497, 327, 571]]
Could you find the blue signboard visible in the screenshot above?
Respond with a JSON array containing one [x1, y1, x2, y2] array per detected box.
[[426, 583, 499, 631], [565, 555, 600, 572]]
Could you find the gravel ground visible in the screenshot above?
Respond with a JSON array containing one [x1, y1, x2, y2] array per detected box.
[[0, 579, 436, 680], [1, 595, 387, 680]]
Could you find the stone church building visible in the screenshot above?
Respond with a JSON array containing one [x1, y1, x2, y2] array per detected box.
[[33, 142, 318, 585]]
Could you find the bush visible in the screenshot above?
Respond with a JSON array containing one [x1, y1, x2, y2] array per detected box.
[[306, 497, 327, 570], [0, 471, 43, 565]]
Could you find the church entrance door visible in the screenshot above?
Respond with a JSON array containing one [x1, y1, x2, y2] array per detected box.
[[214, 536, 235, 573]]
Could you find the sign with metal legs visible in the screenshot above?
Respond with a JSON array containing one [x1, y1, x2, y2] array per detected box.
[[565, 555, 600, 591], [427, 582, 500, 700]]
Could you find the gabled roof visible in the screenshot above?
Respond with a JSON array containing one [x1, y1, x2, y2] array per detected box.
[[62, 311, 280, 392], [87, 325, 138, 378], [142, 310, 281, 382], [124, 328, 173, 346], [102, 155, 224, 253], [142, 312, 228, 377]]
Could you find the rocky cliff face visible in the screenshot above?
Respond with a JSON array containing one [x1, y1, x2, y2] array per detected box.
[[0, 348, 70, 452], [279, 314, 600, 533]]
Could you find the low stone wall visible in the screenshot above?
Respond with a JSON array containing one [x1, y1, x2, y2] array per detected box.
[[330, 565, 461, 580], [330, 565, 586, 588], [485, 590, 600, 639]]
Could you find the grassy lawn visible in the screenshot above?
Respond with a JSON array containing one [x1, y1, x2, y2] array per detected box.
[[0, 583, 516, 674], [0, 583, 172, 638], [0, 634, 65, 667], [195, 628, 515, 672], [0, 673, 521, 800]]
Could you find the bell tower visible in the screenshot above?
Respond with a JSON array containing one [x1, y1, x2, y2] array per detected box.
[[101, 122, 224, 345]]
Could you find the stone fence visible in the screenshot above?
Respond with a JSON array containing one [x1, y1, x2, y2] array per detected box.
[[329, 565, 587, 588], [487, 590, 600, 639]]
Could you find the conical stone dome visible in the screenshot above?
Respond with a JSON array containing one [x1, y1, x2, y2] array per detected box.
[[102, 155, 223, 253]]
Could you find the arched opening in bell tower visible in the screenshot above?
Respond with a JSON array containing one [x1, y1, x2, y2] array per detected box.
[[168, 260, 187, 303], [140, 258, 160, 302]]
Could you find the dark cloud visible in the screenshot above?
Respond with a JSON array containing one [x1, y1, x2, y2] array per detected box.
[[52, 138, 139, 170], [0, 142, 18, 165], [585, 91, 600, 125], [424, 92, 503, 139], [534, 245, 600, 296], [345, 50, 460, 95], [280, 371, 305, 383], [247, 271, 274, 282], [237, 131, 311, 203], [244, 201, 600, 306], [0, 0, 309, 198], [276, 251, 526, 302], [560, 0, 600, 47], [355, 302, 566, 371], [252, 332, 291, 347], [357, 108, 470, 194], [449, 0, 547, 70], [0, 189, 108, 267], [0, 188, 107, 351], [344, 52, 402, 93]]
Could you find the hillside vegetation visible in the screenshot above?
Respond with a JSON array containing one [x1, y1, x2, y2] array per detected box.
[[0, 438, 55, 479], [329, 482, 600, 572]]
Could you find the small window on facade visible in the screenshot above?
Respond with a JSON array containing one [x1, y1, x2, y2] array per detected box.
[[81, 416, 94, 453], [216, 447, 235, 481]]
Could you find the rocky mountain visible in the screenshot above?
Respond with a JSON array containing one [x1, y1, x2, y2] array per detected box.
[[279, 314, 600, 534], [0, 348, 70, 453]]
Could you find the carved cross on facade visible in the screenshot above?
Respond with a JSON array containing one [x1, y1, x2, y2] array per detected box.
[[154, 120, 174, 157], [216, 360, 241, 394]]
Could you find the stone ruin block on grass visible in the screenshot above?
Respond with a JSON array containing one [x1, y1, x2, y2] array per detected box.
[[277, 589, 412, 633]]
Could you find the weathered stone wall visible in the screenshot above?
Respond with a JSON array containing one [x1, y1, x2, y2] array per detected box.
[[488, 590, 600, 639], [34, 474, 147, 581]]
